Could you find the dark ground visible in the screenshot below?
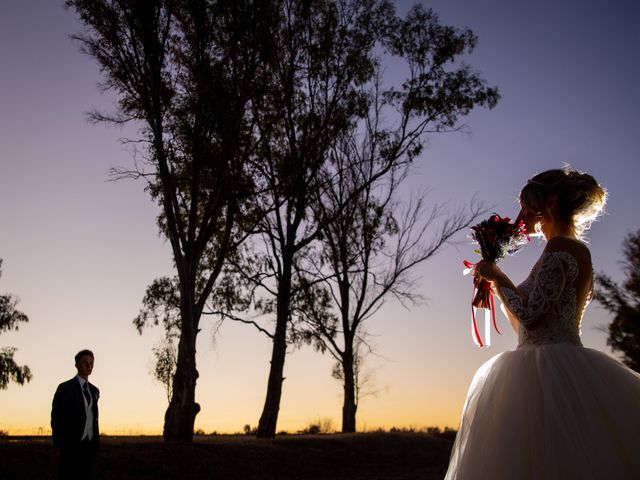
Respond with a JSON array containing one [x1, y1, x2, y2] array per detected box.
[[0, 432, 453, 480]]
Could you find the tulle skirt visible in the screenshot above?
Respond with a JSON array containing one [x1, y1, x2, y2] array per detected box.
[[445, 343, 640, 480]]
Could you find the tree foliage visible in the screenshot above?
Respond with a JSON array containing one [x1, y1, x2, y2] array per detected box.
[[69, 0, 499, 440], [219, 0, 498, 437], [151, 337, 178, 403], [0, 259, 32, 390], [595, 230, 640, 372]]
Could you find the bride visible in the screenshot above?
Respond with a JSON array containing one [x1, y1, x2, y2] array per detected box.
[[445, 168, 640, 479]]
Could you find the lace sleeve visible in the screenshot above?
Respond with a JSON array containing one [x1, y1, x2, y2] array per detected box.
[[499, 251, 578, 327]]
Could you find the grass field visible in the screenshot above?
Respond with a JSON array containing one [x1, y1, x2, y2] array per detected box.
[[0, 432, 454, 479]]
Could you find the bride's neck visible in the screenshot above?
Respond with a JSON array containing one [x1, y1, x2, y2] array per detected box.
[[542, 219, 575, 240]]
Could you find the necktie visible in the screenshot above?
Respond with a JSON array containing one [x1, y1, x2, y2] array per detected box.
[[83, 383, 91, 405]]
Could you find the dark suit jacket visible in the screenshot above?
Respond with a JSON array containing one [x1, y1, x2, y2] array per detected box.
[[51, 377, 100, 448]]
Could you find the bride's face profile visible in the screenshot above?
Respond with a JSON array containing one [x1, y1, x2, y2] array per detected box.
[[519, 197, 575, 240], [517, 205, 544, 238]]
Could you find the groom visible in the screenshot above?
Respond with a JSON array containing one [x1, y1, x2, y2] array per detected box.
[[51, 349, 100, 480]]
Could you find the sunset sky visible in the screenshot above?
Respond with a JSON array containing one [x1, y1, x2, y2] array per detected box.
[[1, 0, 639, 435]]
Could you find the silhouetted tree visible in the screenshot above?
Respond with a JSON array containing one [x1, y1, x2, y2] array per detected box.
[[67, 0, 275, 441], [329, 335, 384, 419], [595, 230, 640, 372], [0, 259, 32, 390], [229, 0, 394, 439], [219, 1, 498, 438], [151, 337, 178, 403], [303, 97, 486, 431]]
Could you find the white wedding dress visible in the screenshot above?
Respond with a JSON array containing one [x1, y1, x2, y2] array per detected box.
[[445, 239, 640, 479]]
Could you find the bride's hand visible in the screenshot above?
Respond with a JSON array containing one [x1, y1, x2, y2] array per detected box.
[[474, 260, 503, 283]]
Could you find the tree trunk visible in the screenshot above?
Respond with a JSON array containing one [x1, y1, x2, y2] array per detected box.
[[257, 250, 293, 438], [256, 314, 287, 438], [341, 352, 357, 433], [163, 298, 201, 442]]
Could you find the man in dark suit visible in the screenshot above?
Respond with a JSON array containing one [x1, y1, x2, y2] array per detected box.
[[51, 349, 100, 480]]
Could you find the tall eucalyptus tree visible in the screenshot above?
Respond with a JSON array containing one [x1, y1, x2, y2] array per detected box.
[[67, 0, 276, 441]]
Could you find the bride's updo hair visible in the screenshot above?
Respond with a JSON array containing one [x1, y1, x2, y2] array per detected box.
[[519, 167, 607, 238]]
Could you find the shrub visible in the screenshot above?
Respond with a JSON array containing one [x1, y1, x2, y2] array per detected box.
[[298, 417, 334, 435], [389, 426, 416, 433], [243, 424, 257, 435]]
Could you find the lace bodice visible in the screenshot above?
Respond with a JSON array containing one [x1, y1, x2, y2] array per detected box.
[[501, 250, 591, 347]]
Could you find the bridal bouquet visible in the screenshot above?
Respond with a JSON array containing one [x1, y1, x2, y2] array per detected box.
[[463, 214, 529, 347]]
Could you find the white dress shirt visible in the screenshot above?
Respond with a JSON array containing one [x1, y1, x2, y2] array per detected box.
[[76, 375, 94, 441]]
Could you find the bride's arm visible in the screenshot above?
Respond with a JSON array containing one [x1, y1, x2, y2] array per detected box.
[[474, 261, 520, 333], [500, 301, 519, 334]]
